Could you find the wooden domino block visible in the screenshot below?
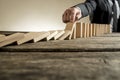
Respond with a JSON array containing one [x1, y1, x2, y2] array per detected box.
[[17, 32, 50, 45], [92, 24, 96, 36], [65, 22, 76, 39], [53, 30, 65, 40], [0, 33, 24, 47], [33, 32, 50, 42], [46, 31, 58, 41], [76, 22, 83, 38], [58, 30, 71, 40], [82, 23, 87, 38], [106, 24, 111, 34], [0, 34, 6, 42], [89, 23, 93, 37], [72, 25, 76, 39], [86, 23, 89, 37]]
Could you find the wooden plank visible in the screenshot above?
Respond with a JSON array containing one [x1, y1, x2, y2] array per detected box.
[[1, 52, 120, 80], [17, 32, 50, 45], [58, 30, 71, 40], [65, 22, 76, 39], [53, 30, 65, 40], [0, 33, 24, 47], [46, 31, 58, 41]]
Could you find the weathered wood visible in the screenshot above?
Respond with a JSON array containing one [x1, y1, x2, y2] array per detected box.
[[0, 52, 120, 80]]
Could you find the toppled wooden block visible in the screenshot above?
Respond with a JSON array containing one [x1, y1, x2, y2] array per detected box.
[[46, 31, 58, 41], [53, 30, 65, 40], [33, 32, 50, 42], [0, 33, 24, 47], [0, 34, 6, 42], [17, 32, 50, 45], [58, 30, 71, 40]]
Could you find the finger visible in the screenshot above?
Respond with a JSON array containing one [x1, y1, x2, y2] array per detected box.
[[70, 11, 76, 22], [75, 13, 82, 21], [66, 10, 71, 22]]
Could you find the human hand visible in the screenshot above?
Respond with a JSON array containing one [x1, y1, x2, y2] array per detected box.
[[62, 7, 82, 23]]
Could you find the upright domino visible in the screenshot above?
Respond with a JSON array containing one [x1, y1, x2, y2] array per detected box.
[[76, 22, 83, 38]]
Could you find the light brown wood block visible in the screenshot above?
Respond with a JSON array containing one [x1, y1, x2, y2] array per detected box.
[[17, 32, 50, 45], [58, 30, 71, 40], [86, 23, 89, 37], [53, 30, 65, 40], [65, 22, 76, 39], [72, 25, 76, 39], [89, 23, 93, 37], [33, 32, 50, 42], [46, 31, 58, 41], [92, 24, 96, 36], [106, 24, 111, 34], [76, 22, 83, 38], [0, 33, 24, 47], [0, 34, 6, 42], [82, 23, 87, 38]]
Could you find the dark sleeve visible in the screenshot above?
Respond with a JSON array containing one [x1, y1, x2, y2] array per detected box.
[[75, 0, 97, 17]]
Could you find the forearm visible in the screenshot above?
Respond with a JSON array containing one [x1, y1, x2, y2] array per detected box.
[[74, 0, 97, 17]]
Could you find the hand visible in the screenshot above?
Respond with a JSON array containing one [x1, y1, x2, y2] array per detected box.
[[62, 7, 82, 23]]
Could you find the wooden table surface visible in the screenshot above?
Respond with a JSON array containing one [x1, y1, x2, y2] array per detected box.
[[0, 33, 120, 80]]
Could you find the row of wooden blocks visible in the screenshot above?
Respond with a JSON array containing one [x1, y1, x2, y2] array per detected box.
[[0, 22, 111, 47]]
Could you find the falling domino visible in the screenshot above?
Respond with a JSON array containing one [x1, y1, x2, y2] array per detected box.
[[65, 22, 76, 39], [17, 32, 50, 45], [0, 22, 112, 47], [0, 33, 24, 47], [53, 30, 65, 40], [72, 25, 76, 39], [0, 34, 6, 42], [58, 30, 71, 40], [46, 31, 58, 41]]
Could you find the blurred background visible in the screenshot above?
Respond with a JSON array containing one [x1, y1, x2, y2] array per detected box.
[[0, 0, 89, 32]]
